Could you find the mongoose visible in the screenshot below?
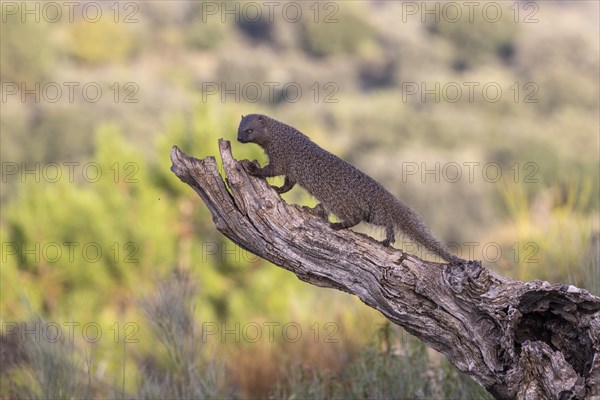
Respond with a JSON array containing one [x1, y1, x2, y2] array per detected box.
[[237, 114, 462, 264]]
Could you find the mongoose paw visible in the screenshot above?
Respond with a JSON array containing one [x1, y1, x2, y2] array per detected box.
[[461, 259, 482, 269], [330, 222, 345, 231], [240, 159, 260, 175], [274, 185, 287, 194], [397, 252, 408, 263], [303, 204, 328, 220]]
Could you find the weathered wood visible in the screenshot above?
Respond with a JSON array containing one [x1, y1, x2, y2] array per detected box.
[[170, 140, 600, 399]]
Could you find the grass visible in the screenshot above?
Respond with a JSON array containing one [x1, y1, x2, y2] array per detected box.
[[1, 319, 92, 399], [137, 271, 229, 399], [2, 275, 496, 399], [270, 323, 493, 400]]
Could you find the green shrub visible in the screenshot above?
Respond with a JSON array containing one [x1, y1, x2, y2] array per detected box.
[[2, 319, 92, 400], [0, 17, 56, 83], [271, 323, 493, 399], [137, 272, 230, 399], [186, 17, 228, 49], [67, 19, 136, 64], [299, 6, 376, 57], [430, 3, 518, 69]]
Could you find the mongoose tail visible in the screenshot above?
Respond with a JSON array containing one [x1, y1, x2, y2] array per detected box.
[[385, 199, 462, 264], [237, 113, 463, 264]]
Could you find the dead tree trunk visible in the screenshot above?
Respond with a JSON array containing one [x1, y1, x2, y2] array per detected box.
[[169, 140, 599, 399]]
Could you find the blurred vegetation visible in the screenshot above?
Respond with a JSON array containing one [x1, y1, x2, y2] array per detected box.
[[5, 319, 92, 399], [2, 278, 491, 399], [429, 2, 519, 70], [272, 323, 492, 399], [66, 19, 138, 65], [0, 10, 56, 84], [1, 1, 598, 398], [137, 272, 229, 399], [299, 4, 377, 58]]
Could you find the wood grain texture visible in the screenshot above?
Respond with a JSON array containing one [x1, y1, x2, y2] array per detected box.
[[170, 140, 600, 399]]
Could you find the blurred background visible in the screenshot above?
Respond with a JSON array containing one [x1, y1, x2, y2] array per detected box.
[[1, 1, 598, 398]]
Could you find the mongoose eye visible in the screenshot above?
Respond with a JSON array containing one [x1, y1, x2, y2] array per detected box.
[[245, 128, 254, 134]]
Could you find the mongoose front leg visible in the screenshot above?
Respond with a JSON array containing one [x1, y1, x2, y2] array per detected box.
[[274, 176, 296, 194], [241, 160, 293, 194], [240, 160, 277, 177]]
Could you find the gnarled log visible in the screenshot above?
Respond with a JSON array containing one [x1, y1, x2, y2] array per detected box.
[[170, 140, 599, 399]]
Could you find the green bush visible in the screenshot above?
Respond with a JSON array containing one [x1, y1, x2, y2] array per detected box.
[[137, 273, 229, 399], [430, 3, 519, 69], [186, 17, 228, 49], [1, 319, 92, 399], [271, 323, 493, 399], [299, 6, 376, 58], [67, 19, 137, 64], [0, 17, 56, 83]]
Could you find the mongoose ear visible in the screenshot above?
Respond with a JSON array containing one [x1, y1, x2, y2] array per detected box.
[[241, 115, 245, 119], [257, 115, 266, 125]]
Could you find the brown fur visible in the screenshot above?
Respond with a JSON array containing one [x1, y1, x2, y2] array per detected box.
[[237, 114, 462, 264]]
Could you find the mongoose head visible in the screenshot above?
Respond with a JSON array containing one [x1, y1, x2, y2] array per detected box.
[[238, 114, 270, 145]]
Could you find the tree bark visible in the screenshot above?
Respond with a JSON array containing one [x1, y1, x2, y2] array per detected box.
[[170, 140, 600, 400]]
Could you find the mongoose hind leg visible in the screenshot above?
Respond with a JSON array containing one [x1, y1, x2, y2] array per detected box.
[[330, 215, 362, 231], [381, 226, 395, 246], [274, 176, 296, 194], [303, 203, 328, 220]]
